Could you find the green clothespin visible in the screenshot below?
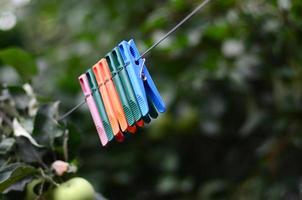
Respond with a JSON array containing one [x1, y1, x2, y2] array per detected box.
[[106, 51, 136, 126], [142, 97, 158, 123], [147, 95, 158, 119], [86, 69, 114, 141], [111, 48, 144, 122]]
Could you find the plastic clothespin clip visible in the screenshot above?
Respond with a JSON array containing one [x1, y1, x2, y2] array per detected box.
[[78, 74, 108, 146], [93, 59, 130, 133], [105, 53, 135, 127], [118, 39, 166, 118], [86, 69, 114, 141], [92, 62, 122, 139], [107, 48, 144, 127]]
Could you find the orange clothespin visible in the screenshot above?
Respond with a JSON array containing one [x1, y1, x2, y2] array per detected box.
[[92, 62, 123, 140], [93, 59, 134, 134]]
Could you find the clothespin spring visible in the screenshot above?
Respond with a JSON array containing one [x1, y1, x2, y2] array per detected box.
[[139, 58, 146, 81]]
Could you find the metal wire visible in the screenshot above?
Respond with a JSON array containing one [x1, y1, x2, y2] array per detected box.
[[138, 0, 212, 59], [58, 0, 212, 121], [57, 99, 86, 121]]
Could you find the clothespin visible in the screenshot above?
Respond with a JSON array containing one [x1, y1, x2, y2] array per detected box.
[[118, 39, 166, 119], [107, 47, 144, 127], [78, 74, 108, 146], [105, 52, 135, 127], [93, 59, 135, 133], [92, 62, 123, 139], [147, 95, 159, 119], [86, 69, 114, 141]]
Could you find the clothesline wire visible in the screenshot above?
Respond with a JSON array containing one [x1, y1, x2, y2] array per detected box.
[[139, 0, 211, 59], [57, 0, 212, 122]]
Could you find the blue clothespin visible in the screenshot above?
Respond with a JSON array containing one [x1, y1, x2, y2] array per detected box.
[[118, 39, 166, 118]]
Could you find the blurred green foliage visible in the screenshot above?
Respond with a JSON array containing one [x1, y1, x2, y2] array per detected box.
[[1, 0, 302, 199]]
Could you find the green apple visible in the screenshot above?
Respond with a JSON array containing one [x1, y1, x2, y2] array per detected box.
[[53, 177, 95, 200]]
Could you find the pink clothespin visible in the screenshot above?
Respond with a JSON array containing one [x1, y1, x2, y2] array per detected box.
[[79, 74, 108, 146]]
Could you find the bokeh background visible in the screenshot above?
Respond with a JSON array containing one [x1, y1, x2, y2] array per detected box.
[[1, 0, 302, 199]]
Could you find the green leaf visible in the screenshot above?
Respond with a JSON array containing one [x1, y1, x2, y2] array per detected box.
[[33, 102, 64, 148], [0, 138, 15, 155], [0, 163, 37, 193], [15, 137, 46, 164], [0, 48, 38, 80], [3, 177, 32, 194], [13, 118, 43, 148]]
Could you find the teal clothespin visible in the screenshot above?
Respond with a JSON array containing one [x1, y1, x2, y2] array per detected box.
[[106, 53, 135, 126], [107, 47, 143, 122], [86, 69, 114, 141]]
